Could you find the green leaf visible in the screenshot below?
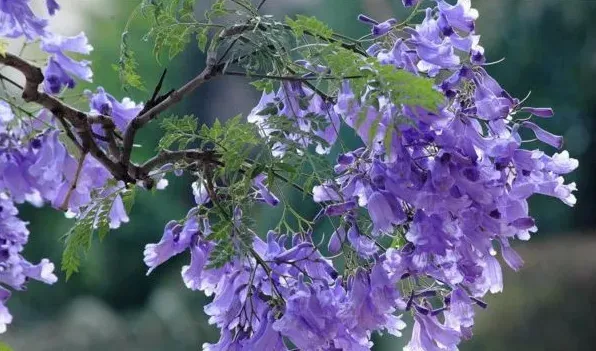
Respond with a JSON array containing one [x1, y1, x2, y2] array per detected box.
[[275, 162, 297, 174], [121, 186, 136, 214], [97, 217, 110, 242], [114, 31, 145, 91], [199, 115, 260, 175], [143, 0, 207, 60], [197, 27, 209, 52], [206, 0, 228, 20], [390, 231, 406, 249], [249, 163, 267, 179], [62, 214, 94, 280], [61, 188, 129, 279], [206, 240, 234, 269], [0, 341, 14, 351], [250, 79, 275, 93], [285, 15, 333, 39], [158, 115, 199, 150]]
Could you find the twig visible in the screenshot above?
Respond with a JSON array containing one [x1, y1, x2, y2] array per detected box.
[[137, 149, 222, 176], [120, 50, 220, 170], [256, 0, 267, 10], [0, 72, 24, 90], [60, 152, 87, 211], [222, 70, 362, 81], [55, 115, 83, 152]]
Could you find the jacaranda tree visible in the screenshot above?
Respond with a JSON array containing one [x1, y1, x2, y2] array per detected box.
[[0, 0, 579, 349]]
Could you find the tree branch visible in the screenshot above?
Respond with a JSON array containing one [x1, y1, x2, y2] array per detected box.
[[119, 50, 220, 170], [222, 70, 362, 81], [138, 149, 222, 175], [0, 52, 133, 182]]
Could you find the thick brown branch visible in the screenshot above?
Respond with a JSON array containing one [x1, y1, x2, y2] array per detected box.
[[0, 52, 133, 183]]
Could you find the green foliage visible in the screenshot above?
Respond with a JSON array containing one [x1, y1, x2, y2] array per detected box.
[[206, 240, 234, 269], [158, 114, 199, 150], [324, 45, 443, 111], [370, 62, 444, 111], [145, 0, 198, 59], [159, 113, 261, 176], [285, 15, 334, 39], [113, 31, 145, 91], [204, 0, 229, 20], [142, 0, 228, 60], [61, 186, 136, 280], [205, 209, 255, 269], [199, 115, 260, 173], [102, 0, 443, 275], [250, 79, 275, 93]]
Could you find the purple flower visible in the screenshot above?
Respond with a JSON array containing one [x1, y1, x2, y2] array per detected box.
[[520, 107, 554, 118], [500, 242, 524, 271], [241, 312, 288, 350], [313, 182, 342, 202], [444, 288, 474, 333], [0, 0, 48, 39], [21, 258, 58, 284], [272, 281, 343, 350], [405, 313, 461, 351], [373, 18, 398, 37], [436, 0, 479, 33], [181, 240, 211, 290], [46, 0, 60, 15], [43, 57, 75, 94], [406, 211, 458, 256], [342, 268, 406, 337], [253, 174, 279, 206], [0, 101, 14, 125], [28, 130, 67, 200], [545, 151, 578, 174], [324, 200, 357, 217], [328, 227, 345, 254], [0, 286, 12, 333], [474, 77, 511, 120], [0, 195, 56, 333], [203, 329, 244, 351], [403, 0, 420, 7], [522, 121, 564, 149], [482, 255, 503, 294], [347, 224, 377, 257], [87, 87, 143, 131], [143, 219, 195, 274], [51, 156, 110, 212], [247, 83, 338, 156], [192, 181, 211, 205], [405, 27, 461, 69], [100, 184, 130, 229], [367, 191, 405, 235], [41, 32, 93, 88], [358, 15, 398, 37]]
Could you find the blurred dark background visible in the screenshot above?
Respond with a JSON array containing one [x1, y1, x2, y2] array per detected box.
[[2, 0, 595, 350]]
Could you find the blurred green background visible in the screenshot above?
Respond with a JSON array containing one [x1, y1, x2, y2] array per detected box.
[[3, 0, 596, 350]]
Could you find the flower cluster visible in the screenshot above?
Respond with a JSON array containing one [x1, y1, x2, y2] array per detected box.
[[1, 0, 579, 349], [145, 1, 577, 349], [0, 0, 143, 330], [248, 81, 340, 156], [145, 193, 405, 350]]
